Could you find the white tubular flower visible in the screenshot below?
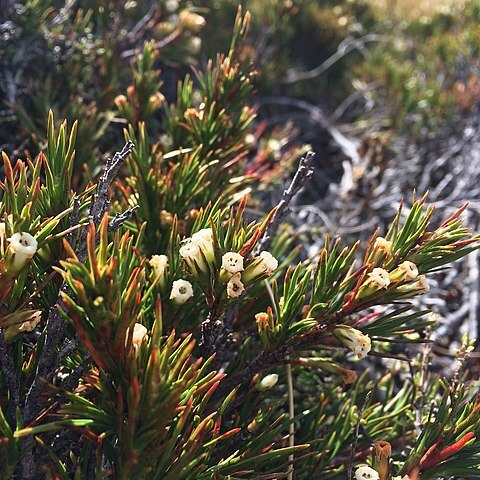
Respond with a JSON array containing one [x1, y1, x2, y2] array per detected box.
[[392, 476, 411, 480], [390, 261, 417, 283], [398, 261, 418, 280], [227, 273, 244, 298], [374, 237, 392, 252], [354, 466, 379, 480], [18, 311, 42, 332], [130, 323, 148, 349], [397, 274, 430, 295], [180, 228, 214, 275], [222, 252, 244, 274], [368, 268, 391, 289], [417, 275, 429, 292], [179, 9, 206, 32], [242, 251, 279, 284], [149, 254, 169, 278], [334, 326, 372, 359], [259, 251, 278, 273], [170, 279, 194, 304], [188, 36, 202, 55], [257, 373, 278, 391], [8, 232, 38, 271], [165, 0, 179, 13], [191, 228, 213, 245]]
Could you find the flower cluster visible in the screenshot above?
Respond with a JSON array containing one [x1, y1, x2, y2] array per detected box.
[[178, 224, 278, 301], [360, 259, 429, 299]]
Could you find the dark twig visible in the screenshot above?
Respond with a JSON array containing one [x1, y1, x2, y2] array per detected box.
[[90, 141, 134, 226], [256, 151, 315, 253], [55, 337, 79, 369], [0, 329, 20, 421], [348, 391, 372, 480], [108, 205, 139, 232], [59, 353, 91, 394], [200, 304, 222, 357]]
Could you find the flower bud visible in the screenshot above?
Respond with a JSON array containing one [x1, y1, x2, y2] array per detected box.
[[126, 323, 148, 350], [170, 279, 194, 304], [160, 210, 174, 227], [149, 92, 165, 110], [114, 94, 128, 109], [149, 255, 169, 278], [256, 373, 278, 391]]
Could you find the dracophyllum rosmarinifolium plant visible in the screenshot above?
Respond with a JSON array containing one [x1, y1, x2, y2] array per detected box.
[[2, 8, 480, 480]]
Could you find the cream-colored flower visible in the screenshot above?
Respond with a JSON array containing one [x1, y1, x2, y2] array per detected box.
[[398, 261, 418, 281], [179, 240, 200, 259], [128, 323, 148, 349], [368, 268, 390, 289], [392, 476, 411, 480], [149, 254, 169, 278], [188, 36, 202, 55], [18, 311, 42, 332], [417, 275, 429, 292], [257, 373, 278, 391], [227, 273, 244, 298], [191, 228, 213, 245], [396, 274, 430, 296], [8, 232, 38, 271], [259, 251, 278, 273], [222, 252, 244, 274], [179, 10, 206, 32], [354, 465, 379, 480], [165, 0, 179, 13], [374, 236, 392, 252], [170, 279, 194, 304], [334, 326, 372, 359], [180, 228, 214, 274], [242, 251, 278, 284]]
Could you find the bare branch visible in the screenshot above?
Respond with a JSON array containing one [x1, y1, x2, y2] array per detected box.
[[256, 151, 315, 253], [108, 205, 139, 232]]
